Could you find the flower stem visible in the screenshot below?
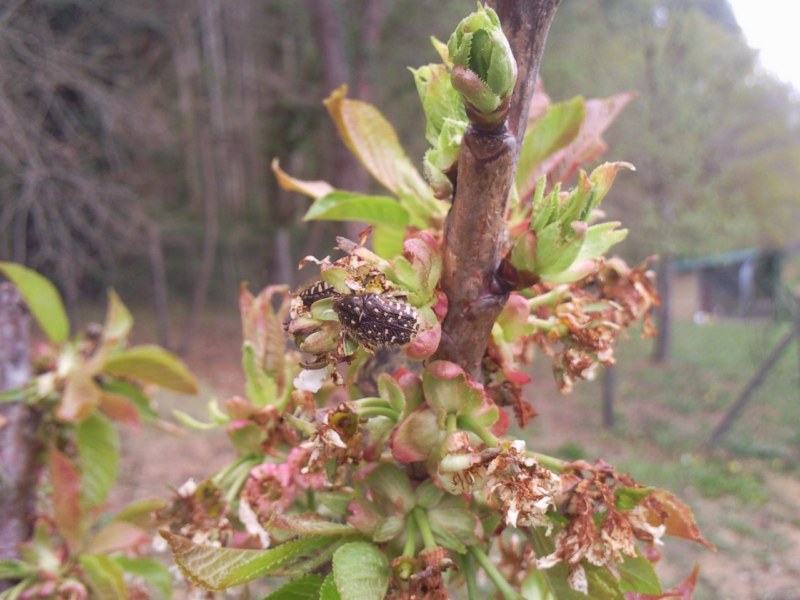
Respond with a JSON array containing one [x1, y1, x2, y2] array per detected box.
[[527, 451, 566, 473], [354, 406, 400, 420], [447, 412, 458, 435], [469, 545, 519, 600], [412, 507, 437, 550], [403, 517, 418, 558], [463, 551, 479, 600], [527, 316, 559, 332], [395, 517, 417, 580], [458, 415, 499, 446], [351, 397, 391, 409], [527, 286, 570, 310]]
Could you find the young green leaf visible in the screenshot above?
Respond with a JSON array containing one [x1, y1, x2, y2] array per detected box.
[[77, 413, 119, 509], [163, 531, 341, 592], [0, 560, 36, 581], [79, 554, 128, 600], [516, 96, 585, 199], [0, 262, 69, 342], [101, 345, 199, 394], [113, 556, 173, 600], [319, 573, 342, 600], [332, 541, 389, 600], [262, 574, 325, 600], [618, 551, 662, 595], [304, 192, 409, 228]]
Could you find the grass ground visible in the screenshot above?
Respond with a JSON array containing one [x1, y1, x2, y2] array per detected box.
[[526, 319, 799, 600], [114, 307, 799, 599]]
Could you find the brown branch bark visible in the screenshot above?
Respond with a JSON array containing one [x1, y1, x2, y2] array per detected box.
[[435, 1, 560, 378], [0, 283, 38, 581]]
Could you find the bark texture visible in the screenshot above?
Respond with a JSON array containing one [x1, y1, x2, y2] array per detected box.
[[0, 283, 37, 570], [435, 1, 560, 377]]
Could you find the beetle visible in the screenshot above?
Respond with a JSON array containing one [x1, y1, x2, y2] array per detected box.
[[333, 293, 419, 349]]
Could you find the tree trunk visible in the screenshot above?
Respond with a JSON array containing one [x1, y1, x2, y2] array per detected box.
[[309, 0, 371, 241], [0, 283, 38, 583], [148, 223, 172, 349], [435, 1, 560, 377], [652, 254, 674, 362]]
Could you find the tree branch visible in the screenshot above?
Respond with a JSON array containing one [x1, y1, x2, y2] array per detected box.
[[435, 1, 560, 377]]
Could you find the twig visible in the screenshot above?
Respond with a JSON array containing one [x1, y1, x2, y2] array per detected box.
[[435, 1, 561, 377]]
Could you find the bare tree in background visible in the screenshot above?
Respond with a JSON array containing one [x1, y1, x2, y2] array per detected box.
[[0, 1, 168, 318]]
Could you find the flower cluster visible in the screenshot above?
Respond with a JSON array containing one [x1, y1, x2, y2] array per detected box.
[[484, 441, 561, 529], [537, 460, 667, 594], [526, 257, 660, 393]]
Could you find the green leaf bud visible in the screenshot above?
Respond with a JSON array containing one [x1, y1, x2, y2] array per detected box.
[[447, 3, 517, 116]]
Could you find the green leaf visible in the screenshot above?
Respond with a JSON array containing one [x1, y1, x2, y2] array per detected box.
[[540, 563, 625, 600], [114, 556, 173, 600], [332, 542, 389, 600], [112, 498, 168, 529], [377, 373, 405, 414], [100, 290, 133, 349], [615, 487, 653, 512], [535, 224, 584, 278], [365, 464, 415, 514], [98, 380, 159, 422], [0, 560, 35, 581], [517, 97, 585, 198], [80, 554, 128, 600], [101, 345, 199, 394], [163, 531, 341, 592], [319, 573, 341, 600], [542, 223, 628, 284], [372, 224, 405, 259], [427, 496, 480, 552], [521, 569, 556, 600], [262, 574, 325, 600], [323, 87, 444, 227], [77, 413, 119, 508], [618, 552, 662, 595], [304, 192, 409, 228], [0, 262, 69, 342]]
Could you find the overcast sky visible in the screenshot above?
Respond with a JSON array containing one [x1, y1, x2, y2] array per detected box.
[[727, 0, 800, 90]]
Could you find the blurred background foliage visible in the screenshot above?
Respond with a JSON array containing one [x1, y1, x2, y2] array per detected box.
[[0, 0, 798, 339]]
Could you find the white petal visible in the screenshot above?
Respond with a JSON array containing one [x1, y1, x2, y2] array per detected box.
[[294, 368, 329, 393], [177, 477, 197, 496], [238, 499, 270, 548]]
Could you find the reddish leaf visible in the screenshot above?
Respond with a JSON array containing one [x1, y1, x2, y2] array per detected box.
[[49, 448, 84, 547], [391, 407, 442, 462], [533, 92, 635, 189], [98, 389, 141, 429], [626, 564, 699, 600], [83, 522, 149, 555], [647, 490, 716, 550], [239, 283, 290, 384], [272, 158, 334, 200]]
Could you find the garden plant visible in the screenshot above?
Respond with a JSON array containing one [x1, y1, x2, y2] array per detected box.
[[0, 3, 713, 599]]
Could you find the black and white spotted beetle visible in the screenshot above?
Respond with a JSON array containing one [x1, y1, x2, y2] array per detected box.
[[333, 293, 419, 349], [298, 280, 337, 308]]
